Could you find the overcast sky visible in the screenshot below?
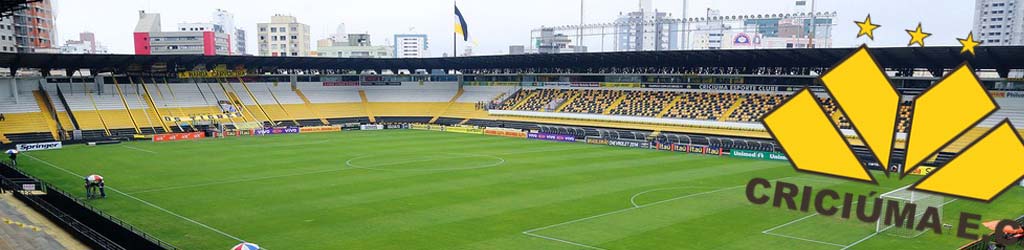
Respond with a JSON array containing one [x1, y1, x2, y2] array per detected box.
[[52, 0, 975, 56]]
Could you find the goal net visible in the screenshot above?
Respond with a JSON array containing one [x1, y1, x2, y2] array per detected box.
[[875, 185, 944, 238]]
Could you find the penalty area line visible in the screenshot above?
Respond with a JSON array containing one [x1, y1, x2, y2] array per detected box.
[[763, 231, 848, 247], [121, 145, 157, 154], [838, 198, 960, 250], [523, 176, 800, 249], [523, 231, 607, 250], [22, 154, 251, 244]]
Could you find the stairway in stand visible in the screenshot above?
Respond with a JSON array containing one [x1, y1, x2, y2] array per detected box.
[[358, 90, 376, 123], [430, 87, 464, 123]]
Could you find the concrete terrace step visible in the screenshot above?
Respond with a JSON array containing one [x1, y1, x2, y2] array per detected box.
[[0, 195, 68, 250]]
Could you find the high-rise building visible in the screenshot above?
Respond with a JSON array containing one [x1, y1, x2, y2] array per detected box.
[[212, 9, 247, 55], [614, 0, 680, 51], [685, 8, 835, 50], [0, 17, 16, 53], [315, 33, 392, 58], [11, 0, 56, 53], [257, 15, 310, 57], [60, 32, 108, 54], [537, 28, 586, 54], [133, 11, 233, 55], [393, 34, 428, 58], [973, 0, 1023, 45]]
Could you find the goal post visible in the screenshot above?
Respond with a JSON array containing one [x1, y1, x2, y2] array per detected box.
[[875, 185, 945, 238]]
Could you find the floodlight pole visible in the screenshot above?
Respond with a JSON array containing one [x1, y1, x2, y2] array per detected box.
[[808, 0, 816, 48], [681, 0, 687, 50]]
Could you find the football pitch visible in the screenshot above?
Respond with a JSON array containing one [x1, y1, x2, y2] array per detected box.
[[14, 129, 1024, 249]]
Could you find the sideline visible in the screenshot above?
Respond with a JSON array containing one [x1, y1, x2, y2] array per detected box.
[[22, 154, 251, 244]]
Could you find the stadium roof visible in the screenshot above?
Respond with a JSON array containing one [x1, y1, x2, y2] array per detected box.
[[1, 46, 1023, 74]]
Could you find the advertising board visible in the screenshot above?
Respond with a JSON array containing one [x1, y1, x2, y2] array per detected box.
[[153, 132, 205, 142], [15, 141, 63, 151], [445, 126, 484, 134], [527, 133, 577, 142], [253, 127, 300, 135], [300, 126, 342, 133], [607, 139, 650, 149], [729, 149, 788, 161], [484, 128, 527, 138]]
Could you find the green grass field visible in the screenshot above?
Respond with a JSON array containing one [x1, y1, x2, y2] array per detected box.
[[13, 129, 1024, 249]]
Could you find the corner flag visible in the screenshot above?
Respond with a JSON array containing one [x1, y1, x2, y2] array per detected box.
[[454, 4, 469, 41]]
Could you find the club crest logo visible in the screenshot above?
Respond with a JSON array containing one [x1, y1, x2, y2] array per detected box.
[[762, 46, 1024, 202]]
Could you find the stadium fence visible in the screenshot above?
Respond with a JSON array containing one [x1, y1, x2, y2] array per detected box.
[[0, 162, 176, 250]]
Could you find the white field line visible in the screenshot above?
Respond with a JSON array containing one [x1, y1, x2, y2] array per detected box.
[[628, 186, 724, 208], [760, 201, 864, 248], [759, 175, 861, 234], [761, 211, 825, 234], [523, 231, 608, 250], [139, 153, 501, 194], [839, 232, 878, 250], [135, 146, 585, 194], [121, 145, 157, 154], [760, 182, 962, 250], [763, 231, 848, 247], [345, 153, 506, 172], [522, 176, 801, 249], [127, 168, 354, 194], [22, 154, 249, 244], [838, 198, 960, 250], [140, 153, 501, 193], [342, 145, 590, 171]]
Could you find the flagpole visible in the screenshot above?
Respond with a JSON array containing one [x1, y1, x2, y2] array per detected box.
[[453, 1, 457, 58]]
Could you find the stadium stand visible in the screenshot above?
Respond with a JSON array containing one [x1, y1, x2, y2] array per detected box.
[[0, 96, 46, 133], [436, 86, 516, 121], [362, 82, 457, 118], [296, 83, 371, 120], [0, 194, 69, 250], [2, 76, 1022, 155], [498, 89, 533, 110], [564, 89, 626, 114], [513, 89, 570, 112], [608, 90, 679, 117], [663, 92, 744, 120], [725, 93, 787, 122]]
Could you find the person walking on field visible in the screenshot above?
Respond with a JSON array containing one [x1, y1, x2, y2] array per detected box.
[[5, 149, 18, 166]]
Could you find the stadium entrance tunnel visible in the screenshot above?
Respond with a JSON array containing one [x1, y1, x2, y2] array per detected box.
[[344, 153, 505, 171]]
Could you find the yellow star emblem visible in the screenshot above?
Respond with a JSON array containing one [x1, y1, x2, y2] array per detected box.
[[906, 23, 932, 47], [957, 32, 983, 56], [854, 15, 880, 40]]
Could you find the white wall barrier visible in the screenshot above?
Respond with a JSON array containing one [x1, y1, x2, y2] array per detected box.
[[487, 109, 908, 140]]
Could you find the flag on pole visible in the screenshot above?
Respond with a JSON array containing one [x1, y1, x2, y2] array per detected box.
[[454, 4, 469, 41]]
